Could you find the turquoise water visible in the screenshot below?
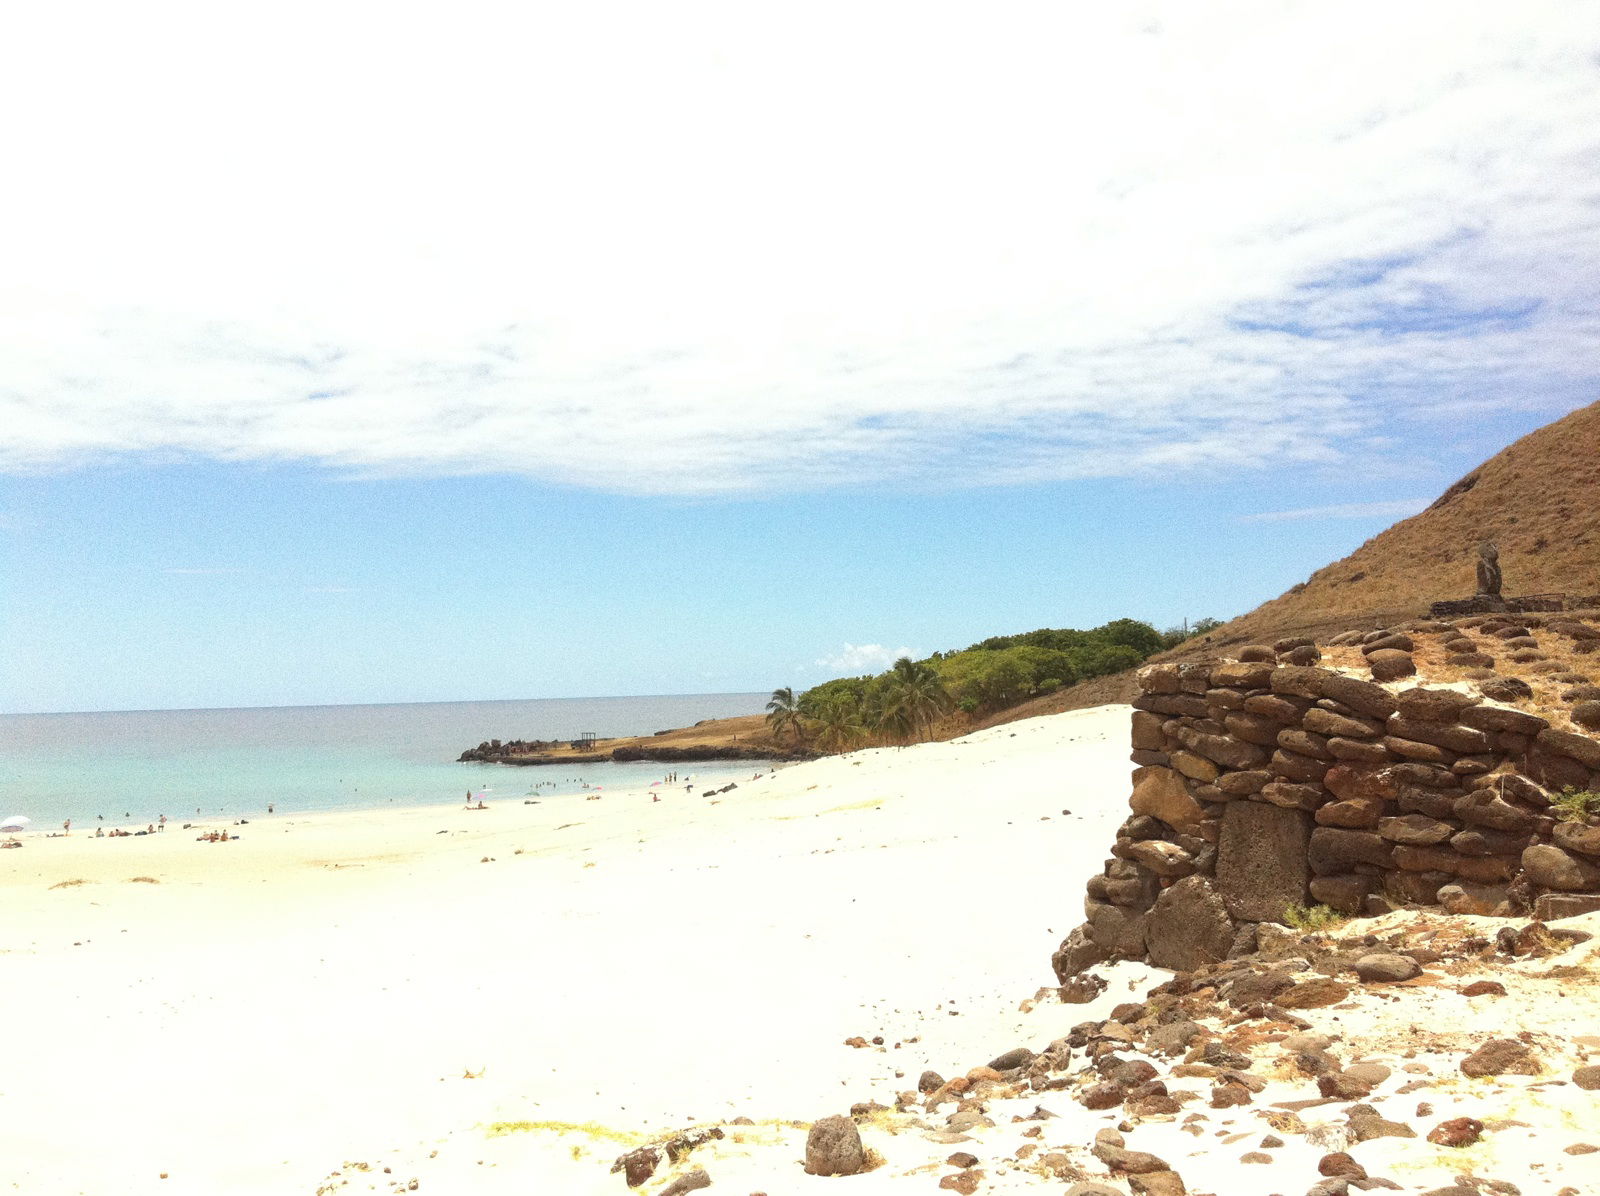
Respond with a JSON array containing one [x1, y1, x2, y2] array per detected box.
[[0, 693, 771, 825]]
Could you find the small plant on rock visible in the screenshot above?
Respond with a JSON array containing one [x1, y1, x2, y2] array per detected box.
[[1552, 788, 1600, 822], [1283, 903, 1347, 933]]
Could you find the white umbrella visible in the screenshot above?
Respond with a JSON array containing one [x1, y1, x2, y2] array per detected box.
[[0, 816, 30, 831]]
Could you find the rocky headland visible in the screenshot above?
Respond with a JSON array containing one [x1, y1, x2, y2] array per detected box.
[[457, 713, 813, 766]]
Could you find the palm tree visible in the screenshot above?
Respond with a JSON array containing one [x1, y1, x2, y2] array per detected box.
[[886, 656, 952, 740], [765, 686, 806, 746], [812, 694, 865, 753]]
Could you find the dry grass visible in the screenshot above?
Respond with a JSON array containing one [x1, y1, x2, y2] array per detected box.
[[1221, 400, 1600, 639], [48, 878, 90, 889], [127, 875, 160, 884], [483, 1119, 646, 1145]]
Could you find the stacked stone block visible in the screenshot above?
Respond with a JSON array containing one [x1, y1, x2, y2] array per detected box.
[[1053, 656, 1600, 981]]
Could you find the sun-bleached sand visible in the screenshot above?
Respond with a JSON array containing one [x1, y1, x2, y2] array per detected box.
[[1, 706, 1139, 1194]]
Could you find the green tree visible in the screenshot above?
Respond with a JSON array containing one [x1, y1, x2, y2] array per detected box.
[[811, 694, 866, 752], [765, 686, 806, 746], [1092, 618, 1164, 657]]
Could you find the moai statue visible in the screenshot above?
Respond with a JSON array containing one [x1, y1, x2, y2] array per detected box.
[[1476, 541, 1503, 599]]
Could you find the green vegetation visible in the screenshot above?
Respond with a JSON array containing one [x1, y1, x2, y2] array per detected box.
[[764, 686, 805, 746], [1283, 902, 1347, 933], [785, 617, 1190, 753], [1158, 616, 1224, 649], [1552, 788, 1600, 822]]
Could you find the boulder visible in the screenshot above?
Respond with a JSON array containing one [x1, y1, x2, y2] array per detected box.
[[1395, 688, 1481, 723], [1479, 676, 1534, 702], [1129, 766, 1205, 828], [1392, 845, 1516, 883], [1306, 874, 1371, 914], [1460, 1038, 1542, 1077], [1179, 728, 1270, 770], [1272, 749, 1331, 783], [1377, 814, 1454, 845], [1138, 664, 1182, 694], [1278, 728, 1333, 760], [1216, 801, 1311, 921], [804, 1115, 867, 1175], [1325, 737, 1394, 764], [1211, 660, 1275, 689], [1534, 892, 1600, 920], [1386, 716, 1491, 754], [1315, 797, 1385, 829], [1453, 790, 1537, 832], [1243, 694, 1314, 722], [1320, 675, 1399, 719], [1437, 882, 1512, 915], [1309, 827, 1394, 873], [1573, 701, 1600, 731], [1303, 708, 1383, 739], [1216, 769, 1272, 795], [1426, 1118, 1484, 1147], [1367, 650, 1416, 681], [1352, 952, 1421, 983], [1131, 711, 1166, 751], [1362, 633, 1414, 654], [1384, 736, 1454, 765], [1144, 875, 1235, 971], [1521, 844, 1600, 890], [1124, 839, 1194, 877], [1170, 751, 1221, 782], [1385, 869, 1448, 905], [1537, 727, 1600, 770], [1552, 822, 1600, 857], [1461, 704, 1546, 734], [1449, 828, 1531, 856], [1052, 927, 1111, 981], [1323, 764, 1399, 803], [1271, 666, 1327, 698], [1261, 782, 1322, 810]]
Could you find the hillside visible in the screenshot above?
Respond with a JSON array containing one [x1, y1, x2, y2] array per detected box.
[[995, 399, 1600, 721], [1230, 398, 1600, 638]]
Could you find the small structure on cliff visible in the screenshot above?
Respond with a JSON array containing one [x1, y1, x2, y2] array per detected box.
[[1430, 540, 1573, 617], [1054, 621, 1600, 983]]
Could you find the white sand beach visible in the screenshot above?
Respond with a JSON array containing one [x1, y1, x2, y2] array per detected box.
[[1, 706, 1139, 1195]]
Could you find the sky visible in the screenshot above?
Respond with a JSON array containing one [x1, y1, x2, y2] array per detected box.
[[2, 1, 1599, 713]]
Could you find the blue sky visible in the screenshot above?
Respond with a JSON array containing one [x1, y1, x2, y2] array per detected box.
[[2, 2, 1598, 712]]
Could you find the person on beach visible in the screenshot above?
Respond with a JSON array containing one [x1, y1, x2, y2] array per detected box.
[[158, 814, 166, 831], [63, 819, 70, 835]]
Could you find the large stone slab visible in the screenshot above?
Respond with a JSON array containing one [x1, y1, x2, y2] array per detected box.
[[1144, 875, 1235, 972], [1216, 800, 1312, 922]]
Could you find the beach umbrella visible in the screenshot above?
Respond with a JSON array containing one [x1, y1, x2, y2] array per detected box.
[[0, 816, 29, 831]]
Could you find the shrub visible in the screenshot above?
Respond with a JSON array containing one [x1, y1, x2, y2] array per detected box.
[[1552, 788, 1600, 822], [1283, 903, 1346, 933]]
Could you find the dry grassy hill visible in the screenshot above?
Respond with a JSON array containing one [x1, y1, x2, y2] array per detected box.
[[992, 399, 1600, 722], [1229, 398, 1600, 638]]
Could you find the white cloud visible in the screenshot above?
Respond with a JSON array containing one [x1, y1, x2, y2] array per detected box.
[[1, 2, 1597, 493], [815, 643, 917, 675], [1240, 499, 1431, 523]]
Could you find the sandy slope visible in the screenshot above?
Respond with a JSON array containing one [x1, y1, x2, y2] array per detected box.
[[0, 706, 1134, 1195]]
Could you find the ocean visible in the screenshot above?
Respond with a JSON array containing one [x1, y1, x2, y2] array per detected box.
[[0, 692, 772, 826]]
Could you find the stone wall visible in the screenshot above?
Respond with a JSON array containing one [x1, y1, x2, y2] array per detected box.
[[1052, 654, 1600, 981], [1429, 594, 1574, 618]]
